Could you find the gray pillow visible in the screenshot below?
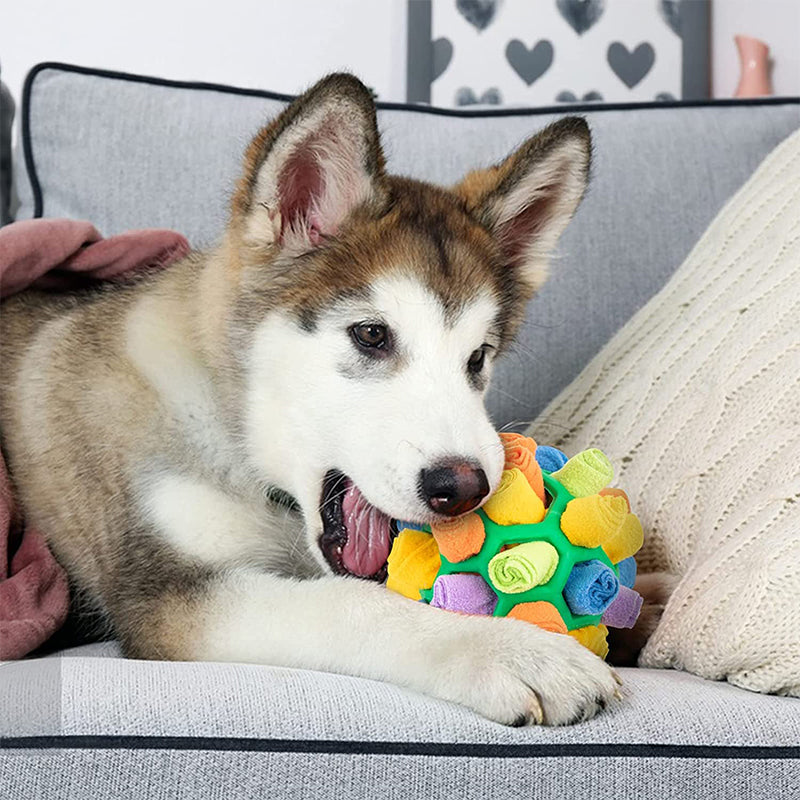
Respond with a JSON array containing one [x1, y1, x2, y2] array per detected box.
[[14, 64, 800, 425], [0, 65, 14, 226]]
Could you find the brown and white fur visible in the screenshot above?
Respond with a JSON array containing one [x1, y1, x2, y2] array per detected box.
[[0, 74, 625, 726]]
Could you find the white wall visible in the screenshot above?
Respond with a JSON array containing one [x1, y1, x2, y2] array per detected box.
[[0, 0, 407, 106], [1, 0, 798, 109]]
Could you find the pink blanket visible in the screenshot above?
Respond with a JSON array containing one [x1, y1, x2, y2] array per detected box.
[[0, 218, 189, 659]]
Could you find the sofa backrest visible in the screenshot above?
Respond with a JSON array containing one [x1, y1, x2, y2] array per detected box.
[[14, 63, 800, 426]]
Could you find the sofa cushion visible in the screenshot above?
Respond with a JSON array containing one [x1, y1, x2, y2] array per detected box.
[[1, 643, 798, 799], [14, 63, 800, 425], [527, 126, 800, 696]]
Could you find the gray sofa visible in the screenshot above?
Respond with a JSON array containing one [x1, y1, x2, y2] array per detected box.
[[1, 63, 799, 799]]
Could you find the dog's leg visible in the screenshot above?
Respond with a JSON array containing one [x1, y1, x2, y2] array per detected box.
[[117, 561, 620, 727]]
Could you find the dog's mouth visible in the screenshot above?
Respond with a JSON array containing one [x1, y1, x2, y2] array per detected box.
[[318, 469, 399, 582]]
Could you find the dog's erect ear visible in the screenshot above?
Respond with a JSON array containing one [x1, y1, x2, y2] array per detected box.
[[454, 117, 591, 292], [232, 73, 387, 255]]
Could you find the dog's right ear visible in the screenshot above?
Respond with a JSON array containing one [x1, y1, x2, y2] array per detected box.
[[232, 73, 388, 256]]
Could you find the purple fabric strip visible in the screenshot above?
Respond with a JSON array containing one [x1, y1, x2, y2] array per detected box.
[[601, 585, 644, 628], [431, 574, 497, 615]]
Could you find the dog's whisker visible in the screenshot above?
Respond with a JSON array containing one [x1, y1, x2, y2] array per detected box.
[[281, 520, 309, 564], [398, 439, 425, 457], [495, 419, 534, 434], [504, 339, 552, 365], [527, 414, 575, 434], [319, 487, 349, 511], [490, 386, 534, 409]]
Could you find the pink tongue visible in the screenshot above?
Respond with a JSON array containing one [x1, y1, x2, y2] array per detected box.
[[341, 482, 393, 577]]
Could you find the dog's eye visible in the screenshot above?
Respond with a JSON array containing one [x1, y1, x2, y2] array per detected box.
[[467, 347, 486, 374], [350, 323, 390, 352]]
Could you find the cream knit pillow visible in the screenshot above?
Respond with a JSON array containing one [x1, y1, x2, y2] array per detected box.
[[527, 128, 800, 696]]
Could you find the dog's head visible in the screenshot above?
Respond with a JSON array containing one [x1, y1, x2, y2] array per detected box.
[[223, 74, 590, 579]]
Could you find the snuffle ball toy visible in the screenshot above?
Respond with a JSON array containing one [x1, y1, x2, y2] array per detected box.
[[386, 434, 644, 659]]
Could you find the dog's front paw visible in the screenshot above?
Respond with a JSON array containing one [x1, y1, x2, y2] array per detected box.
[[429, 615, 622, 726]]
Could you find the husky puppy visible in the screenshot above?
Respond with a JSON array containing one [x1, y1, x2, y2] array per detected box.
[[0, 74, 621, 725]]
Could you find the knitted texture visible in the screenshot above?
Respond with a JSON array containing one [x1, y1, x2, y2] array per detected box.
[[528, 129, 800, 696]]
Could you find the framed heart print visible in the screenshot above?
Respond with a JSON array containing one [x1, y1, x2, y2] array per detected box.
[[407, 0, 710, 106]]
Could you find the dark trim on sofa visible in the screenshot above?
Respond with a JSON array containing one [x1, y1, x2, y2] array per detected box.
[[20, 65, 43, 219], [2, 736, 799, 759], [20, 60, 800, 220]]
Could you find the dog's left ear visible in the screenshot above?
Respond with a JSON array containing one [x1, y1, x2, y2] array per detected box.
[[454, 116, 591, 292], [232, 73, 388, 255]]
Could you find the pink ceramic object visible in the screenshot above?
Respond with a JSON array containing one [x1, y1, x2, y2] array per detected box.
[[734, 35, 772, 98]]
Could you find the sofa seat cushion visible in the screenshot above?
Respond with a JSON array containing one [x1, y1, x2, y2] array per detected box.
[[2, 643, 798, 799]]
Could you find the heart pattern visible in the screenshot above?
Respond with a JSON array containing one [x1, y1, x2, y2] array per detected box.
[[659, 0, 682, 36], [506, 39, 554, 86], [424, 1, 693, 105], [432, 37, 453, 81], [456, 87, 503, 106], [607, 42, 656, 88], [556, 90, 604, 103], [456, 0, 499, 32], [556, 0, 606, 36]]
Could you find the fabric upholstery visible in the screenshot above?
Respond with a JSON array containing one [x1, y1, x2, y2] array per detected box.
[[528, 129, 800, 696], [13, 64, 800, 426], [1, 643, 798, 799]]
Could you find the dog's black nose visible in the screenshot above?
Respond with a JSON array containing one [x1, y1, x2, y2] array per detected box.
[[419, 461, 490, 517]]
